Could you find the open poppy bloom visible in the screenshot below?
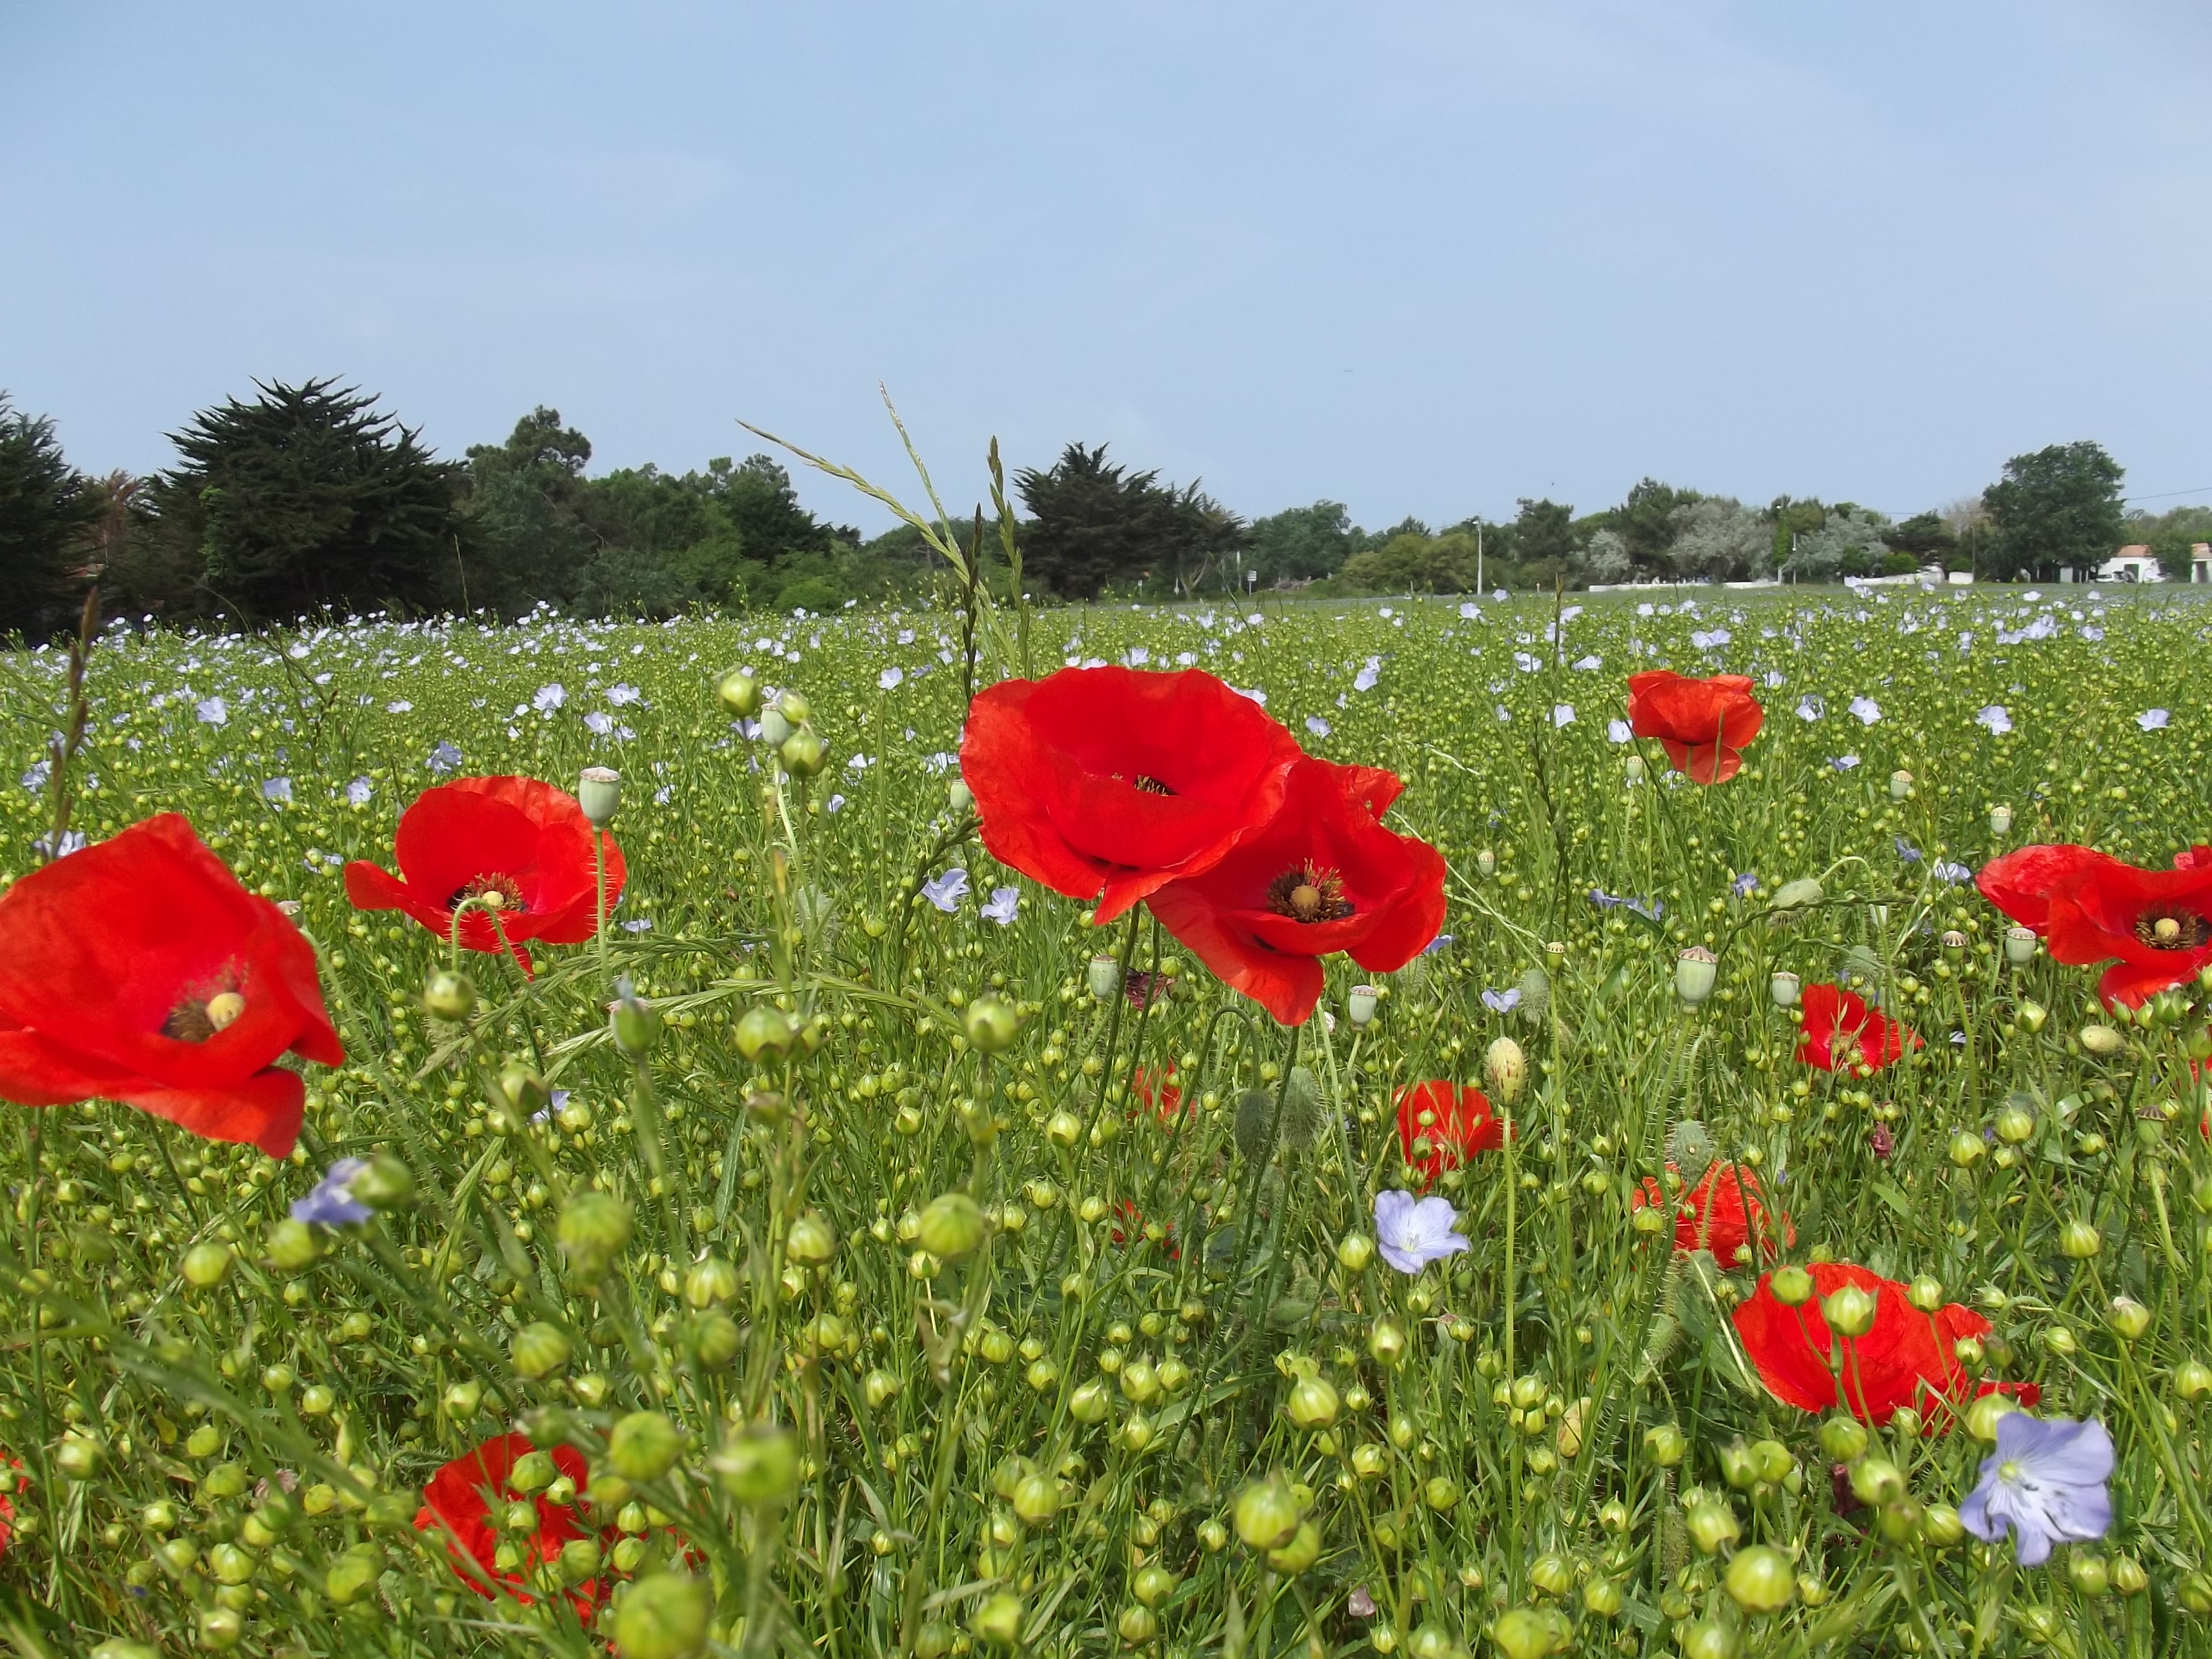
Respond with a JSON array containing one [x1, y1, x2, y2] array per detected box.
[[416, 1434, 605, 1610], [1797, 983, 1919, 1072], [345, 777, 624, 974], [1732, 1262, 2027, 1427], [1394, 1080, 1503, 1185], [959, 667, 1304, 924], [1626, 670, 1764, 784], [1978, 842, 2212, 1007], [1131, 1066, 1182, 1126], [1632, 1163, 1791, 1264], [1146, 758, 1447, 1025], [0, 814, 343, 1158]]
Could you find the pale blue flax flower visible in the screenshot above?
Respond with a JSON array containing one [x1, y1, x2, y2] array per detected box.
[[1374, 1190, 1468, 1274], [1960, 1414, 2113, 1566], [292, 1158, 372, 1226]]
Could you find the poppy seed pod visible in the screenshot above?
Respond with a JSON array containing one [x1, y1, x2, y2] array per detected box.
[[1676, 947, 1719, 1004], [1484, 1036, 1527, 1105], [1476, 849, 1496, 877], [948, 779, 975, 814], [2003, 925, 2037, 965], [1087, 955, 1122, 1002], [717, 669, 762, 716], [576, 766, 621, 828], [1988, 804, 2013, 836], [917, 1192, 986, 1259], [612, 1571, 709, 1659], [423, 969, 477, 1022], [1889, 770, 1912, 801], [1347, 985, 1380, 1028], [758, 706, 795, 748], [1770, 969, 1801, 1007]]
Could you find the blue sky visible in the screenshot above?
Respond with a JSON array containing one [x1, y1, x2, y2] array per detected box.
[[4, 1, 2208, 533]]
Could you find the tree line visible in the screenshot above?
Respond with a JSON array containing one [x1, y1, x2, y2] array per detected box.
[[0, 378, 2195, 639]]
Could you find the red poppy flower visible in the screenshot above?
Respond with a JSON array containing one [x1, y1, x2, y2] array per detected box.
[[0, 814, 343, 1158], [1631, 1164, 1791, 1264], [1796, 983, 1919, 1072], [1393, 1081, 1503, 1185], [1132, 1066, 1183, 1126], [1732, 1262, 1992, 1426], [415, 1434, 605, 1609], [1978, 842, 2212, 1007], [1146, 758, 1447, 1025], [0, 1459, 21, 1561], [959, 667, 1305, 924], [1110, 1199, 1180, 1256], [344, 777, 624, 974], [1626, 671, 1765, 784]]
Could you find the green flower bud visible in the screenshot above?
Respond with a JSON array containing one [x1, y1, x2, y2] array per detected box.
[[1949, 1130, 1987, 1166], [1822, 1283, 1879, 1338], [1717, 1439, 1759, 1490], [1067, 1380, 1112, 1423], [1643, 1423, 1687, 1466], [2059, 1218, 2102, 1258], [1336, 1232, 1375, 1272], [971, 1592, 1024, 1647], [1921, 1503, 1965, 1548], [557, 1192, 634, 1284], [683, 1255, 740, 1308], [712, 1424, 798, 1506], [1686, 1498, 1740, 1554], [513, 1322, 573, 1380], [2080, 1022, 2123, 1056], [917, 1192, 986, 1259], [181, 1241, 233, 1289], [1818, 1416, 1869, 1462], [1484, 1036, 1527, 1105], [611, 985, 662, 1058], [1423, 1475, 1460, 1513], [2109, 1296, 2151, 1341], [613, 1572, 710, 1659], [1906, 1275, 1944, 1313], [608, 1411, 683, 1483], [691, 1310, 741, 1369], [786, 1212, 837, 1267], [423, 968, 477, 1022], [1116, 1606, 1157, 1645], [1965, 1391, 2020, 1442], [1132, 1564, 1178, 1609], [197, 1608, 243, 1650], [963, 997, 1021, 1053], [718, 669, 762, 716], [1848, 1456, 1905, 1506], [1233, 1475, 1301, 1550], [54, 1436, 103, 1480], [1012, 1472, 1060, 1527], [780, 729, 829, 778], [734, 1004, 799, 1063], [2175, 1359, 2212, 1401], [2113, 1555, 2149, 1596], [1266, 1519, 1322, 1574], [1725, 1545, 1795, 1612], [349, 1154, 415, 1211], [1679, 1617, 1741, 1659], [1768, 1265, 1815, 1306], [1491, 1608, 1570, 1659], [1583, 1577, 1624, 1617], [1286, 1375, 1339, 1430], [560, 1537, 603, 1583], [508, 1449, 557, 1494], [264, 1219, 320, 1272], [1769, 876, 1824, 917]]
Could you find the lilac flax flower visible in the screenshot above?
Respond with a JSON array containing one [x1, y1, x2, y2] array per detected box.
[[1896, 837, 1923, 864], [981, 886, 1020, 926], [1480, 988, 1521, 1014], [1830, 755, 1860, 772], [1374, 1190, 1468, 1274], [344, 776, 374, 806], [1421, 934, 1454, 956], [291, 1158, 372, 1226], [1732, 871, 1758, 898], [922, 868, 970, 912], [427, 741, 463, 775], [1795, 695, 1825, 722], [1960, 1415, 2114, 1566], [261, 777, 292, 803], [1606, 718, 1632, 743], [1933, 860, 1973, 884], [2138, 708, 2171, 731], [1305, 715, 1331, 737], [1848, 696, 1883, 725], [1977, 705, 2013, 735]]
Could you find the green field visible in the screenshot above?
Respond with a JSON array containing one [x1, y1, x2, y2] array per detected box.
[[2, 580, 2211, 1659]]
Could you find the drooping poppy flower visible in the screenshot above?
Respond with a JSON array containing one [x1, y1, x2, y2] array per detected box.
[[1796, 983, 1919, 1072], [1626, 670, 1765, 784], [1732, 1262, 2020, 1427], [344, 777, 624, 974], [415, 1434, 605, 1610], [0, 1458, 21, 1562], [0, 814, 343, 1158], [1978, 842, 2212, 1007], [1631, 1163, 1791, 1264], [958, 667, 1305, 924], [1146, 758, 1447, 1025], [1394, 1081, 1503, 1185]]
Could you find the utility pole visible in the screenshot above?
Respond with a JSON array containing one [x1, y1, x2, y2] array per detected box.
[[1476, 521, 1484, 594]]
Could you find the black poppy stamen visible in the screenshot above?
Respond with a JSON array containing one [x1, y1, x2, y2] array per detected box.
[[1267, 861, 1354, 924], [1116, 773, 1176, 796], [2137, 907, 2211, 951], [449, 873, 527, 914]]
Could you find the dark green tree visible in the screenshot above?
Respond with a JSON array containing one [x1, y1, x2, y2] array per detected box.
[[1605, 478, 1701, 569], [459, 406, 598, 613], [149, 379, 462, 621], [1981, 441, 2126, 581], [1512, 498, 1576, 565], [1015, 443, 1187, 601], [1246, 501, 1359, 586], [1884, 511, 1959, 564], [0, 395, 99, 637]]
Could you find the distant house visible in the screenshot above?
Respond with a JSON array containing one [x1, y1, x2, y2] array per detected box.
[[2067, 542, 2212, 583]]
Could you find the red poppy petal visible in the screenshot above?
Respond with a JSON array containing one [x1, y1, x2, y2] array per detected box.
[[1146, 884, 1326, 1025], [118, 1067, 306, 1159]]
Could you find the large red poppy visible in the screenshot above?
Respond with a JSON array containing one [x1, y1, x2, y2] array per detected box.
[[345, 777, 624, 974], [1394, 1081, 1503, 1185], [1796, 983, 1919, 1072], [1979, 842, 2212, 1007], [0, 814, 343, 1158], [1146, 759, 1447, 1025], [1732, 1263, 1996, 1426], [959, 667, 1305, 924], [1632, 1164, 1791, 1264], [1626, 671, 1764, 784], [415, 1434, 605, 1610]]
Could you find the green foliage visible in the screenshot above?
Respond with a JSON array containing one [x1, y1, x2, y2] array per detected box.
[[1982, 440, 2127, 581], [1246, 500, 1358, 586], [1338, 529, 1481, 593], [2129, 504, 2212, 582], [145, 379, 464, 624], [0, 394, 99, 638], [1014, 443, 1243, 601]]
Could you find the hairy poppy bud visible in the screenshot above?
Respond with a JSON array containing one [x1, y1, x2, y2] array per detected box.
[[2079, 1022, 2123, 1057], [1485, 1036, 1527, 1105], [423, 969, 476, 1022], [718, 670, 762, 716], [1823, 1283, 1879, 1338], [613, 1572, 710, 1659], [1675, 947, 1719, 1004], [576, 766, 621, 829], [918, 1193, 986, 1259], [513, 1322, 572, 1380]]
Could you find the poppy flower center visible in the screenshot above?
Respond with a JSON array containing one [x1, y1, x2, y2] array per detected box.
[[2138, 907, 2210, 950], [1117, 773, 1176, 796], [1267, 863, 1354, 923], [449, 873, 527, 914], [164, 988, 246, 1043]]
